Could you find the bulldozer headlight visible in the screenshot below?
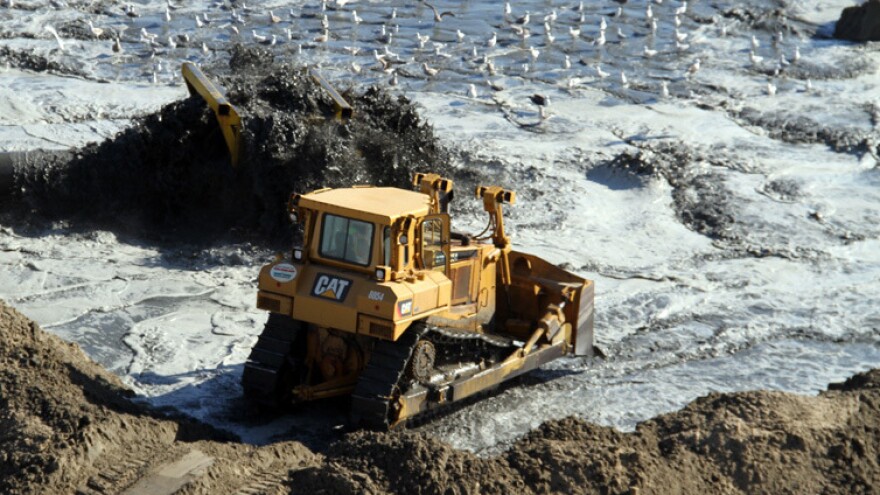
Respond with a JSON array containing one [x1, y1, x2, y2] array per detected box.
[[398, 235, 408, 245], [375, 268, 386, 280]]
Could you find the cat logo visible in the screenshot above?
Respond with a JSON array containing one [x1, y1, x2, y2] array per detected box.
[[311, 273, 353, 302]]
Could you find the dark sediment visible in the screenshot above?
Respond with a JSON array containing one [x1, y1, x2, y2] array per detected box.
[[589, 141, 736, 242], [9, 45, 451, 243], [0, 45, 87, 77], [834, 0, 880, 42]]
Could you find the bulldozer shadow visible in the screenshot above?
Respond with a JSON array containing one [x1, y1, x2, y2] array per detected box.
[[130, 364, 351, 452]]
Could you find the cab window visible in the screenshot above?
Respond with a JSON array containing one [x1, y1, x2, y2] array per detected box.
[[422, 217, 446, 270], [320, 214, 374, 266], [383, 226, 391, 266]]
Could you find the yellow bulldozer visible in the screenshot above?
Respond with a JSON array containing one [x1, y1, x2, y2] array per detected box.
[[181, 63, 595, 429], [245, 174, 595, 428]]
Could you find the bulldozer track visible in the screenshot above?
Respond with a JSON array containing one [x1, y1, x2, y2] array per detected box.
[[242, 314, 304, 407], [75, 445, 173, 495], [232, 469, 289, 495], [350, 327, 421, 430], [349, 323, 521, 430]]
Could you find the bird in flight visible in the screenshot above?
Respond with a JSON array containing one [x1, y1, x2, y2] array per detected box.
[[423, 1, 455, 23]]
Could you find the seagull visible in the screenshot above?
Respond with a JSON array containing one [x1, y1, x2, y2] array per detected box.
[[595, 30, 606, 46], [195, 15, 204, 28], [487, 78, 504, 91], [503, 1, 512, 20], [646, 4, 653, 20], [252, 30, 267, 43], [600, 17, 607, 32], [424, 1, 455, 23], [675, 1, 687, 15], [422, 62, 439, 77], [487, 32, 497, 48], [350, 61, 361, 74], [528, 45, 540, 61], [514, 11, 530, 25], [563, 54, 571, 69], [644, 45, 657, 57], [805, 79, 812, 92], [287, 29, 294, 41], [766, 81, 776, 96], [674, 15, 681, 28], [510, 23, 530, 40], [544, 10, 557, 23], [620, 71, 629, 88], [545, 29, 555, 44], [167, 36, 177, 48], [596, 64, 609, 78], [165, 7, 171, 22], [651, 19, 658, 34], [675, 28, 687, 43], [751, 35, 760, 50], [773, 30, 784, 46], [569, 26, 581, 38], [315, 29, 329, 42], [661, 80, 670, 98], [87, 20, 103, 38], [456, 29, 465, 42], [202, 42, 209, 53], [467, 83, 477, 98], [749, 50, 763, 65], [343, 45, 359, 55], [675, 40, 689, 51], [229, 25, 240, 35], [112, 37, 122, 53], [615, 6, 623, 17], [792, 46, 801, 63], [269, 10, 281, 23], [389, 71, 398, 86], [530, 93, 549, 120], [352, 10, 362, 24], [44, 25, 65, 51], [259, 34, 277, 46], [321, 14, 330, 30], [686, 58, 700, 76], [486, 60, 496, 75], [616, 27, 627, 40], [416, 32, 430, 48]]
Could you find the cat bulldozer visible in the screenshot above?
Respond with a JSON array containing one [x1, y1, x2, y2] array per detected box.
[[177, 63, 594, 428], [243, 173, 595, 429]]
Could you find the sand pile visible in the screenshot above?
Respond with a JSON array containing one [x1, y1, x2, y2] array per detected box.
[[0, 299, 315, 494], [3, 300, 879, 494], [293, 372, 880, 495], [11, 45, 451, 241]]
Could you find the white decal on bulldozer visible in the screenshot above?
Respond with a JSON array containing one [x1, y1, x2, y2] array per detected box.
[[312, 273, 353, 302], [367, 291, 385, 301], [269, 263, 298, 283]]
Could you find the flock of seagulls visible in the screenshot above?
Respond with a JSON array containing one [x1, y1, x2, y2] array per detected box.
[[25, 0, 814, 123]]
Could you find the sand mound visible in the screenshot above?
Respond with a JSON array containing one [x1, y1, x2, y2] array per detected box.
[[0, 299, 315, 494], [11, 45, 451, 242], [294, 373, 880, 495], [3, 300, 879, 494]]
